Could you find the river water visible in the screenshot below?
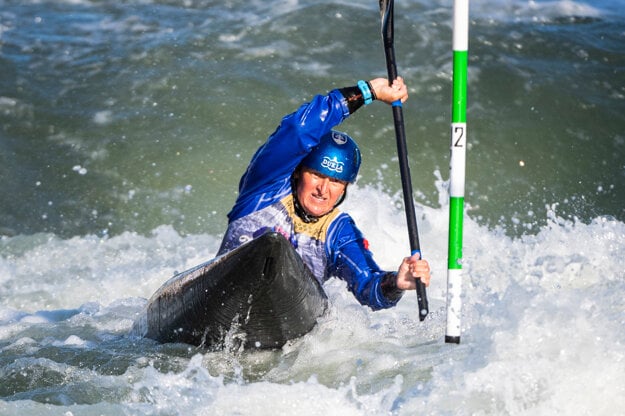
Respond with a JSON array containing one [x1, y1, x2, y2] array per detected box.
[[1, 0, 624, 414]]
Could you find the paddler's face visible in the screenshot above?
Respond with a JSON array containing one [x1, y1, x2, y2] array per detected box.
[[296, 167, 347, 217]]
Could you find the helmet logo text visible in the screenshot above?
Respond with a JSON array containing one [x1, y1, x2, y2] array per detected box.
[[321, 156, 344, 173]]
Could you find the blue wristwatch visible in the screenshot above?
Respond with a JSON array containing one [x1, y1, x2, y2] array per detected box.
[[357, 80, 373, 105]]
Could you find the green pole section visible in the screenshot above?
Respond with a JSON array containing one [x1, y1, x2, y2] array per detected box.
[[452, 51, 468, 124], [448, 196, 464, 270]]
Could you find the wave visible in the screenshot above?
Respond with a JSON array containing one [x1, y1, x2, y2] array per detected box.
[[1, 182, 624, 413]]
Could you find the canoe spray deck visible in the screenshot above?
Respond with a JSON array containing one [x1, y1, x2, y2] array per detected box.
[[131, 232, 327, 349]]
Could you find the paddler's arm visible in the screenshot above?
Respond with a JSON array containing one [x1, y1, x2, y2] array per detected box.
[[229, 89, 350, 221], [379, 253, 431, 299], [326, 215, 406, 310], [237, 77, 407, 194], [333, 245, 431, 310]]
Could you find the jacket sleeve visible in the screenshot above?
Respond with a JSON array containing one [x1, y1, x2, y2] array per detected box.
[[236, 90, 350, 200], [326, 214, 404, 310], [226, 90, 351, 222]]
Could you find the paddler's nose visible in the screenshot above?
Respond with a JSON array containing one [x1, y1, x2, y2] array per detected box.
[[316, 177, 329, 194]]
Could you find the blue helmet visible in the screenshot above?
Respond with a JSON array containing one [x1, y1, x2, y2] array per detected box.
[[300, 130, 361, 183]]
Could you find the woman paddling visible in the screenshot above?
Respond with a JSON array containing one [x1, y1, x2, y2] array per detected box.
[[218, 77, 430, 310]]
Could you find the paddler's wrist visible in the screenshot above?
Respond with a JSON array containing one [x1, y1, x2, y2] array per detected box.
[[338, 80, 377, 114], [380, 272, 404, 302]]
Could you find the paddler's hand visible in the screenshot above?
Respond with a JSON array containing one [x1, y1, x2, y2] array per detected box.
[[396, 252, 431, 290], [368, 76, 409, 105]]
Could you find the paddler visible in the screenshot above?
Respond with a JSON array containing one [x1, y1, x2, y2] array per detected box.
[[218, 77, 430, 310]]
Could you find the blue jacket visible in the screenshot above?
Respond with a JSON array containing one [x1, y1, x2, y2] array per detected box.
[[218, 89, 402, 310]]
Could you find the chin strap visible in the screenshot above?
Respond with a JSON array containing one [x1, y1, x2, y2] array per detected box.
[[290, 173, 347, 224], [290, 174, 319, 223]]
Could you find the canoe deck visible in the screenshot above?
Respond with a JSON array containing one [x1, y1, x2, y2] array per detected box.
[[131, 232, 327, 349]]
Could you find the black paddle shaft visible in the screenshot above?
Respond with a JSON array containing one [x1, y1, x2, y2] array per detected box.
[[380, 0, 429, 320]]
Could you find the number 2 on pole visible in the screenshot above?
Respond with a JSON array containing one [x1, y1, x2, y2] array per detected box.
[[453, 124, 465, 148]]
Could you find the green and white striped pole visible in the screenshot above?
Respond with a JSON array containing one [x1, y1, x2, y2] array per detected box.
[[445, 0, 469, 344]]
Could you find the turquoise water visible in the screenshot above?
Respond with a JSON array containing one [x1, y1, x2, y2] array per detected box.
[[1, 0, 624, 414]]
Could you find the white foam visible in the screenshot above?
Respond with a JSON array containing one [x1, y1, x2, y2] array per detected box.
[[0, 226, 220, 312], [0, 185, 624, 414], [129, 354, 400, 415]]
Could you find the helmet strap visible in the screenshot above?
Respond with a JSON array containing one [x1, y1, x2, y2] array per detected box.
[[334, 189, 347, 208], [291, 174, 319, 223]]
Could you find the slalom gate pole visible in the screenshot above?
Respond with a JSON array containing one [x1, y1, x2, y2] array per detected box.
[[445, 0, 469, 344]]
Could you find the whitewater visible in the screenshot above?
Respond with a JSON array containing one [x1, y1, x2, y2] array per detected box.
[[1, 182, 624, 414]]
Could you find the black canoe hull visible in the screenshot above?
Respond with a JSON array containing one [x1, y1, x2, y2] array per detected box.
[[132, 232, 327, 349]]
